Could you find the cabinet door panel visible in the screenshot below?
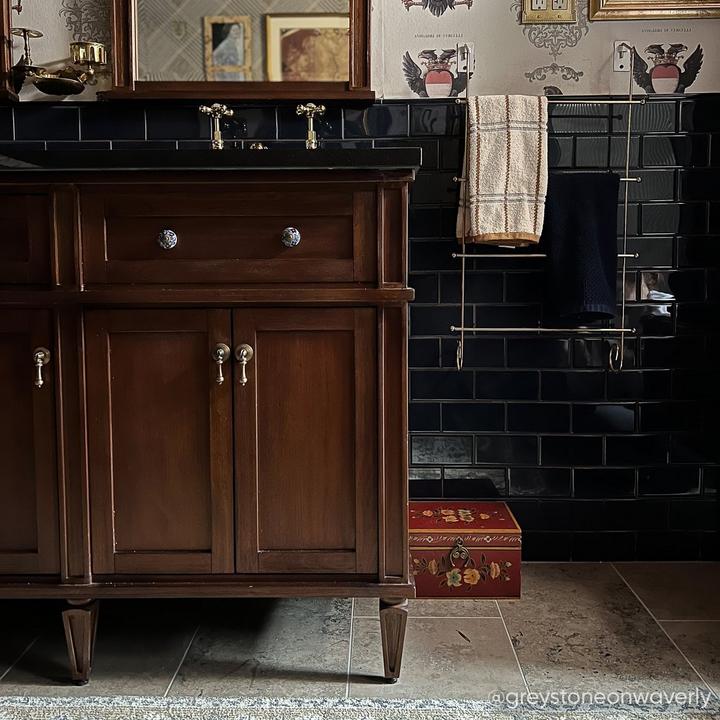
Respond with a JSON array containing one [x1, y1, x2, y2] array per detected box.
[[0, 310, 58, 574], [234, 308, 377, 575], [85, 310, 233, 575]]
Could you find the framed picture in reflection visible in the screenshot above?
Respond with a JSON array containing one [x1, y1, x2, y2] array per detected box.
[[265, 14, 349, 82], [203, 16, 252, 81]]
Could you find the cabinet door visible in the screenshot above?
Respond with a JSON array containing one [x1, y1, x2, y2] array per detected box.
[[85, 310, 234, 575], [234, 308, 378, 574], [0, 310, 59, 574]]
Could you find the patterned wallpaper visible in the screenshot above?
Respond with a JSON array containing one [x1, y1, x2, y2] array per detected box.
[[7, 0, 720, 98]]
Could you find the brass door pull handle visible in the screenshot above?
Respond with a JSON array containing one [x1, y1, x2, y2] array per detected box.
[[235, 343, 254, 386], [33, 346, 50, 388], [212, 343, 231, 385]]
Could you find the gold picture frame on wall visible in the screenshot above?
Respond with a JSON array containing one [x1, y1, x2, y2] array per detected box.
[[203, 16, 252, 81], [589, 0, 720, 19], [265, 14, 350, 82]]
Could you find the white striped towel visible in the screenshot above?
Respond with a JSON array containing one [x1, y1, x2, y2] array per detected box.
[[456, 95, 548, 247]]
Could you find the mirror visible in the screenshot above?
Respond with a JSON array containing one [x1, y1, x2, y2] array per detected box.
[[136, 1, 350, 83], [107, 0, 370, 99]]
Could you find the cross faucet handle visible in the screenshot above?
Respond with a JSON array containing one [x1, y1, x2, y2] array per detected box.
[[199, 103, 234, 150], [296, 103, 326, 150], [199, 103, 234, 119]]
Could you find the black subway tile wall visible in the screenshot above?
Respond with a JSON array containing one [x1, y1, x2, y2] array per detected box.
[[3, 96, 718, 559]]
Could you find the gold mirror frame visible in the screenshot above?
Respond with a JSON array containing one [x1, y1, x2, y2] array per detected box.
[[590, 0, 720, 19]]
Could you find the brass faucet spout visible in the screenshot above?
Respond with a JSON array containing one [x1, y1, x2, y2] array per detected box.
[[296, 103, 326, 150], [199, 103, 234, 150]]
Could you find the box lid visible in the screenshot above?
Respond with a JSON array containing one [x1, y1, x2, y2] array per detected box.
[[409, 501, 521, 534]]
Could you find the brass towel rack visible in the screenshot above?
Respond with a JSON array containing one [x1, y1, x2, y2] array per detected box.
[[451, 42, 641, 373]]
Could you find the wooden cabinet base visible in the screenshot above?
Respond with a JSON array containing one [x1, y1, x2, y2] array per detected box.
[[379, 598, 409, 682], [0, 167, 416, 685], [62, 600, 99, 685]]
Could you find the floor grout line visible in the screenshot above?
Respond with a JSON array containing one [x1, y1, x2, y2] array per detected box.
[[610, 563, 719, 702], [0, 635, 39, 683], [352, 615, 502, 620], [162, 624, 200, 699], [495, 600, 530, 694], [344, 598, 355, 700]]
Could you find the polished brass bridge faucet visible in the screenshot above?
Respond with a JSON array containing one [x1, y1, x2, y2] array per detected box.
[[199, 103, 234, 150], [296, 103, 326, 150]]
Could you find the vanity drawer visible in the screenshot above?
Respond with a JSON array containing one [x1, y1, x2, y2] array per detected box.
[[80, 185, 377, 284], [0, 194, 51, 285]]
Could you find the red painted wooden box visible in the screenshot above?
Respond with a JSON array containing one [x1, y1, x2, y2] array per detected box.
[[409, 501, 522, 598]]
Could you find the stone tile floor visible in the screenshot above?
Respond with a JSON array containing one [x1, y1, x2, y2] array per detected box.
[[0, 563, 718, 704]]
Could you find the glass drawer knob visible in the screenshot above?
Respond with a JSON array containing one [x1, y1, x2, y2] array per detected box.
[[281, 227, 301, 248], [157, 229, 178, 250]]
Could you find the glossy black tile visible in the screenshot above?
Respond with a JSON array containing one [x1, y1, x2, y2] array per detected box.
[[605, 499, 669, 531], [643, 135, 709, 168], [439, 138, 462, 170], [410, 274, 439, 303], [411, 435, 473, 464], [508, 338, 570, 368], [541, 371, 605, 401], [440, 272, 503, 304], [410, 103, 463, 136], [442, 402, 504, 432], [704, 467, 719, 495], [574, 136, 608, 167], [641, 203, 707, 235], [521, 532, 573, 561], [636, 531, 701, 560], [541, 436, 603, 466], [344, 105, 408, 138], [614, 101, 675, 134], [680, 169, 720, 202], [474, 305, 541, 328], [411, 305, 468, 335], [409, 207, 443, 238], [509, 467, 572, 497], [640, 402, 701, 432], [670, 433, 717, 464], [572, 532, 636, 561], [410, 241, 460, 271], [411, 370, 473, 399], [14, 105, 79, 141], [627, 170, 675, 202], [574, 468, 636, 498], [671, 369, 718, 400], [548, 136, 573, 168], [146, 106, 209, 140], [475, 371, 539, 400], [676, 302, 718, 333], [0, 107, 13, 140], [409, 338, 440, 368], [507, 403, 570, 432], [410, 172, 458, 205], [573, 338, 636, 369], [641, 337, 706, 368], [548, 104, 609, 134], [80, 105, 146, 140], [680, 95, 720, 132], [440, 337, 504, 368], [504, 272, 544, 302], [507, 499, 571, 531], [409, 478, 443, 498], [410, 403, 441, 431], [625, 236, 674, 268], [606, 434, 668, 465], [112, 140, 177, 149], [639, 270, 705, 302], [606, 370, 671, 400], [638, 466, 701, 496], [625, 303, 674, 336], [670, 500, 718, 531], [573, 403, 635, 433], [443, 468, 506, 498], [476, 435, 538, 465]]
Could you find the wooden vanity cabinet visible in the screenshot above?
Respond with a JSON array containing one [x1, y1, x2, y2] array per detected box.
[[0, 166, 415, 685]]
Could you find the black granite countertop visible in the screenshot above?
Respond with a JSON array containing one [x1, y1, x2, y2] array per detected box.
[[0, 147, 422, 172]]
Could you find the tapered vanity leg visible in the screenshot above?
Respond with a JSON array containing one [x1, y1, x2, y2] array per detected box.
[[379, 598, 408, 683], [62, 599, 99, 685]]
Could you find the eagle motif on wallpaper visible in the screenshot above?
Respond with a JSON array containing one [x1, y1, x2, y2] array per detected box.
[[401, 0, 473, 17], [632, 44, 703, 94], [403, 49, 470, 98]]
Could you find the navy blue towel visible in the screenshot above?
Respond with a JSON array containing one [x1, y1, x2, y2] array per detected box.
[[541, 172, 620, 321]]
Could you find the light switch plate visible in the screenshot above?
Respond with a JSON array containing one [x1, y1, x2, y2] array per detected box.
[[522, 0, 576, 23]]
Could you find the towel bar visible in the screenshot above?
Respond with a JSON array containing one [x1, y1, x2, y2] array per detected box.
[[450, 252, 639, 260], [451, 42, 640, 373], [450, 326, 637, 335]]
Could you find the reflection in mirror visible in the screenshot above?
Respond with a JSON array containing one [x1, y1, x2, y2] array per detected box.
[[136, 0, 350, 82]]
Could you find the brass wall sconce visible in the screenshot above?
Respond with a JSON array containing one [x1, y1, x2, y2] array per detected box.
[[10, 2, 109, 96]]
